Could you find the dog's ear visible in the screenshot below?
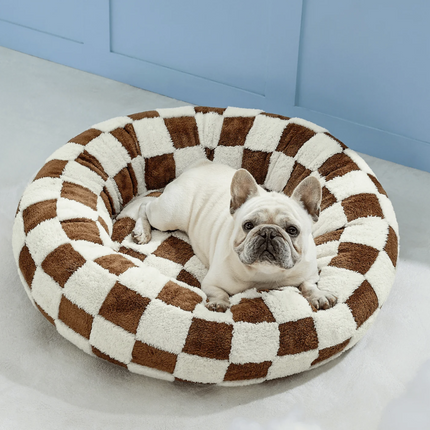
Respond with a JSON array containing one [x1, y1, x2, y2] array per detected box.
[[291, 176, 322, 222], [230, 169, 259, 215]]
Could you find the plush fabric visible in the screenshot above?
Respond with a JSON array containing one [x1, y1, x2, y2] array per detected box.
[[12, 106, 399, 386]]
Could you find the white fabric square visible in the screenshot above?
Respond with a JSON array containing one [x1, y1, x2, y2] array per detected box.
[[92, 116, 133, 133], [127, 362, 175, 382], [85, 133, 131, 178], [262, 288, 313, 324], [136, 300, 193, 354], [378, 194, 399, 234], [174, 353, 229, 384], [156, 106, 195, 118], [26, 219, 69, 265], [223, 107, 262, 117], [119, 267, 168, 299], [326, 170, 379, 202], [289, 117, 327, 133], [195, 111, 224, 149], [264, 152, 295, 191], [90, 315, 135, 363], [230, 322, 280, 364], [183, 255, 208, 283], [317, 266, 365, 303], [31, 267, 63, 320], [213, 146, 244, 169], [267, 349, 319, 380], [316, 240, 340, 261], [133, 117, 174, 158], [63, 261, 117, 315], [71, 241, 114, 262], [143, 255, 182, 279], [131, 156, 147, 195], [104, 178, 122, 214], [56, 320, 92, 355], [12, 213, 25, 262], [340, 218, 389, 250], [313, 202, 348, 237], [19, 178, 63, 211], [61, 161, 105, 195], [192, 303, 234, 324], [56, 197, 98, 222], [244, 115, 288, 153], [313, 303, 357, 349], [174, 146, 206, 176], [296, 133, 343, 170], [365, 252, 396, 304], [45, 142, 84, 162]]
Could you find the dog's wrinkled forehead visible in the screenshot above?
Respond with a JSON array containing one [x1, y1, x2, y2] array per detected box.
[[238, 192, 307, 226]]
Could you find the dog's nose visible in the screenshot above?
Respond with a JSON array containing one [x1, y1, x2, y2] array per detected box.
[[258, 226, 279, 240]]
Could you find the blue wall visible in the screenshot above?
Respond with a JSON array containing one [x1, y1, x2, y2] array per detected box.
[[1, 0, 429, 172]]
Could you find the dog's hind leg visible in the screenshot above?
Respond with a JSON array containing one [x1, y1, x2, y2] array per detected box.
[[132, 197, 156, 244]]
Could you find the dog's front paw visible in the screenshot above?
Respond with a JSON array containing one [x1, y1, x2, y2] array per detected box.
[[206, 300, 230, 313], [307, 289, 337, 310], [132, 220, 152, 245]]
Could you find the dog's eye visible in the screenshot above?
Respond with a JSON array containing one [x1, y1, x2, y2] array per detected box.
[[286, 226, 299, 236], [243, 222, 254, 231]]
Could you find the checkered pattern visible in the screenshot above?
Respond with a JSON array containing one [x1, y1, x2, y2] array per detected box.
[[12, 106, 399, 386]]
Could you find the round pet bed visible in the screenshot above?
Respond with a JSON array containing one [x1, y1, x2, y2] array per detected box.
[[12, 106, 399, 386]]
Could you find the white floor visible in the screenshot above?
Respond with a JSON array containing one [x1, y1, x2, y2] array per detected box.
[[1, 46, 430, 430]]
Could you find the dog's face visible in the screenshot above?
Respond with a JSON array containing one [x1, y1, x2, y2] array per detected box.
[[230, 169, 321, 273]]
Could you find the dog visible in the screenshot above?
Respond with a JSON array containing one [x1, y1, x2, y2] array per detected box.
[[132, 160, 337, 312]]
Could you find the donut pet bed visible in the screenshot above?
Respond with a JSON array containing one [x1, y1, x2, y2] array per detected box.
[[12, 106, 399, 386]]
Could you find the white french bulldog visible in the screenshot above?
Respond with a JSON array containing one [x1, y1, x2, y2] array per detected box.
[[132, 160, 337, 312]]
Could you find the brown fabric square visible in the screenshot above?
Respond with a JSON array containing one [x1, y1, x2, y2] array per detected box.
[[118, 246, 147, 262], [19, 245, 37, 289], [145, 153, 176, 190], [132, 341, 177, 374], [278, 317, 318, 356], [183, 318, 233, 360], [241, 149, 271, 185], [341, 193, 384, 222], [99, 282, 150, 334], [321, 186, 337, 211], [34, 159, 68, 181], [58, 296, 94, 339], [164, 117, 200, 149], [384, 226, 398, 267], [205, 148, 215, 161], [283, 163, 311, 196], [98, 216, 109, 234], [42, 243, 86, 287], [112, 217, 136, 243], [224, 361, 272, 381], [276, 123, 315, 156], [194, 107, 226, 115], [368, 174, 388, 197], [61, 218, 102, 245], [231, 298, 276, 323], [346, 280, 379, 328], [128, 111, 160, 121], [61, 182, 98, 211], [329, 243, 379, 275], [23, 199, 57, 234], [94, 254, 137, 276], [114, 165, 137, 207], [318, 153, 360, 181], [153, 236, 195, 266], [314, 229, 344, 246], [218, 117, 255, 147], [101, 187, 115, 217], [76, 151, 109, 181], [261, 112, 290, 120], [176, 270, 201, 289], [69, 128, 102, 146], [111, 126, 141, 159], [311, 338, 351, 366], [92, 346, 127, 368], [157, 281, 202, 312]]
